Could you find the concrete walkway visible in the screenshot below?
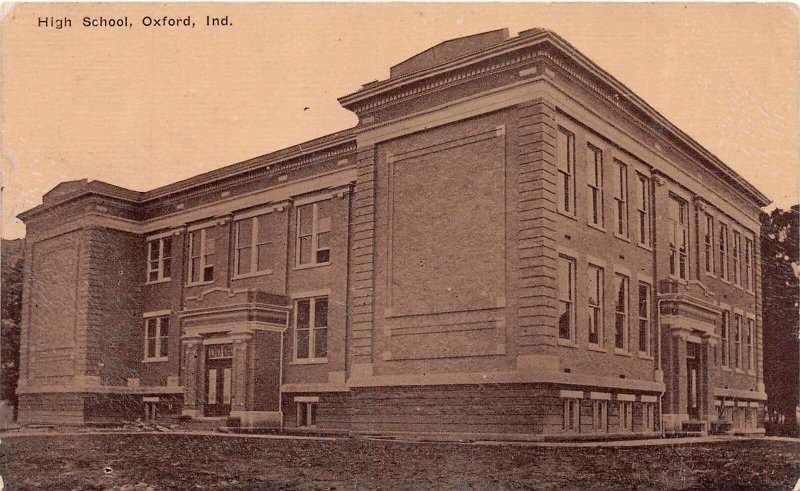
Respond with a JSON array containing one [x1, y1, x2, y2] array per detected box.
[[1, 428, 795, 448]]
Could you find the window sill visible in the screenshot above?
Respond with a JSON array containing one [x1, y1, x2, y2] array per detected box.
[[614, 348, 632, 357], [143, 357, 168, 363], [721, 366, 732, 372], [587, 222, 606, 233], [587, 344, 607, 353], [232, 270, 274, 280], [637, 352, 654, 361], [613, 232, 631, 243], [146, 278, 171, 285], [289, 358, 328, 365], [719, 277, 730, 285], [705, 272, 716, 279], [186, 281, 214, 287], [557, 210, 578, 222], [557, 338, 579, 348], [293, 261, 331, 272], [637, 242, 653, 252]]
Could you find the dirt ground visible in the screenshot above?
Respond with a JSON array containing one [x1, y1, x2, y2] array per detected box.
[[0, 434, 797, 490]]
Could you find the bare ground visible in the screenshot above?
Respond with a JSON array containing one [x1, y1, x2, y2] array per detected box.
[[0, 433, 797, 490]]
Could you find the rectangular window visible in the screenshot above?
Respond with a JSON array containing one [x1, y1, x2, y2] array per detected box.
[[719, 223, 729, 280], [614, 274, 629, 350], [613, 160, 628, 237], [668, 196, 689, 280], [144, 316, 169, 361], [721, 311, 729, 367], [297, 200, 332, 267], [638, 282, 651, 355], [619, 401, 633, 431], [563, 398, 581, 432], [146, 237, 172, 283], [745, 318, 754, 372], [297, 401, 318, 427], [592, 400, 608, 432], [732, 231, 742, 285], [557, 255, 576, 342], [734, 314, 742, 369], [556, 128, 576, 216], [637, 174, 651, 246], [587, 143, 604, 227], [235, 214, 274, 276], [643, 403, 655, 431], [744, 238, 754, 291], [704, 214, 715, 275], [588, 264, 604, 347], [294, 296, 328, 361], [188, 227, 215, 284]]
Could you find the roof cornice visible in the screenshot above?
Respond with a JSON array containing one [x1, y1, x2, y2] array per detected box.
[[339, 29, 770, 208]]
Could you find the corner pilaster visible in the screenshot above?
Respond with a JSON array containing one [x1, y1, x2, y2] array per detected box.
[[516, 97, 558, 349]]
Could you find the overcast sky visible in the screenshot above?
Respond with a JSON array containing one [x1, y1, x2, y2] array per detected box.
[[2, 3, 798, 239]]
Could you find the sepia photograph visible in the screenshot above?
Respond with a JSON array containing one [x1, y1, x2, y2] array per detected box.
[[1, 3, 798, 489]]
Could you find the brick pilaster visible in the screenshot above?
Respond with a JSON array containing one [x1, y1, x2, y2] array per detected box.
[[516, 98, 558, 348], [349, 144, 377, 367]]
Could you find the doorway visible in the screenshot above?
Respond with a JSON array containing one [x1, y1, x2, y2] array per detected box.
[[204, 344, 233, 417]]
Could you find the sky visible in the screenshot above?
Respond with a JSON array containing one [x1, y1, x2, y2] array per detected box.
[[2, 3, 798, 239]]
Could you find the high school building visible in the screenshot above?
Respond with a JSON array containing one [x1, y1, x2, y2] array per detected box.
[[17, 28, 769, 437]]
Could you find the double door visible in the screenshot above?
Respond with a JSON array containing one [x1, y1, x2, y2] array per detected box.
[[204, 344, 233, 416]]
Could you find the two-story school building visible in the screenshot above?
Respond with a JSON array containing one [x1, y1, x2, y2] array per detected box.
[[16, 28, 770, 438]]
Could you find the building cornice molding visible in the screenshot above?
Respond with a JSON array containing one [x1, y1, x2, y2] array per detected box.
[[18, 134, 357, 223], [340, 29, 769, 208]]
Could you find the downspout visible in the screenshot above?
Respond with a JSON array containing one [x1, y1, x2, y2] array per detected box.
[[651, 174, 666, 437]]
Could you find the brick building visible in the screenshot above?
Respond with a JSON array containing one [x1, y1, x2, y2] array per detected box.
[[16, 28, 770, 437]]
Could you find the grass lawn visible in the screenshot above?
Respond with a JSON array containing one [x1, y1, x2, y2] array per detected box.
[[0, 434, 797, 490]]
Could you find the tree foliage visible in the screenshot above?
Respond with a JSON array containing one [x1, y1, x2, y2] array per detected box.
[[761, 205, 799, 424], [1, 240, 24, 410]]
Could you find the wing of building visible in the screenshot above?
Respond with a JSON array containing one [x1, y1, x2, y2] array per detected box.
[[16, 28, 770, 438]]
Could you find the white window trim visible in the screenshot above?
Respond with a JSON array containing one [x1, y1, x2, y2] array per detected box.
[[187, 227, 214, 286], [296, 400, 318, 428], [614, 273, 630, 353], [704, 213, 716, 277], [143, 315, 169, 362], [720, 310, 730, 368], [636, 173, 651, 248], [745, 315, 756, 374], [732, 230, 742, 287], [293, 295, 329, 364], [719, 222, 730, 282], [613, 159, 629, 239], [233, 214, 274, 279], [592, 399, 608, 432], [619, 400, 633, 431], [733, 312, 743, 370], [562, 398, 581, 433], [588, 263, 604, 348], [587, 142, 604, 229], [668, 194, 689, 280], [146, 237, 172, 284], [557, 254, 577, 345], [638, 281, 652, 356], [744, 237, 755, 293], [295, 200, 332, 268], [556, 126, 576, 218]]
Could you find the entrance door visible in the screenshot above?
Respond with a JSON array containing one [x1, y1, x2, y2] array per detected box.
[[686, 342, 700, 420], [204, 344, 233, 417]]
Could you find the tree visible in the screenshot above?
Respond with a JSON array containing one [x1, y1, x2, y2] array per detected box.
[[761, 205, 799, 432], [1, 239, 24, 418]]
